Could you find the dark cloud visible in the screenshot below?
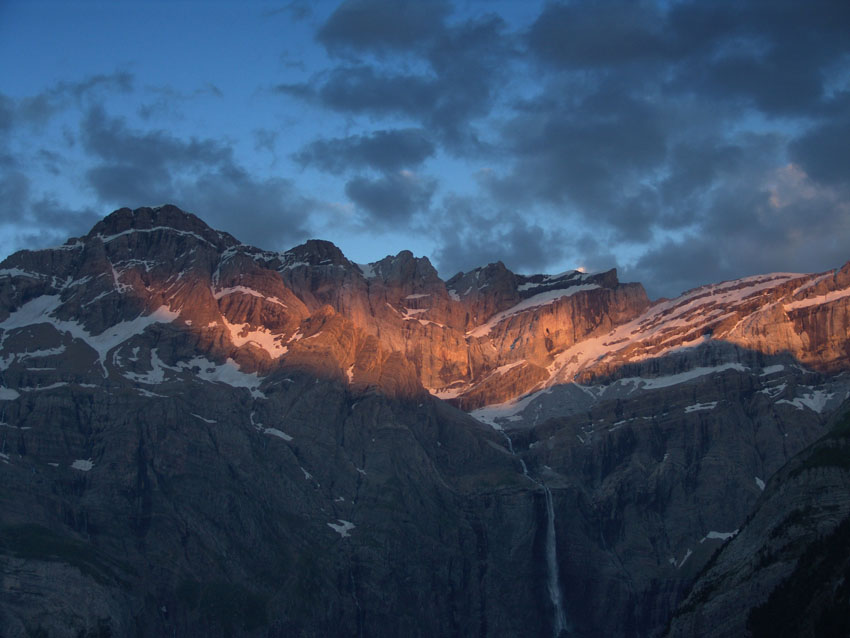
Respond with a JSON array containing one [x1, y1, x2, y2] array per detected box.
[[263, 2, 312, 21], [138, 83, 224, 120], [295, 128, 434, 174], [0, 94, 13, 134], [284, 5, 509, 150], [345, 171, 435, 223], [428, 197, 569, 277], [0, 170, 30, 221], [78, 106, 314, 250], [317, 65, 439, 116], [317, 0, 450, 55], [527, 2, 850, 116], [253, 129, 278, 155], [488, 86, 668, 240], [273, 81, 315, 100], [0, 169, 100, 256], [7, 72, 133, 129], [81, 105, 231, 178], [789, 113, 850, 186], [528, 2, 668, 69], [626, 160, 850, 299]]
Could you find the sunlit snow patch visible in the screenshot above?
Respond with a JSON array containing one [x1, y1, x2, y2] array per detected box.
[[71, 459, 93, 471], [222, 318, 288, 358]]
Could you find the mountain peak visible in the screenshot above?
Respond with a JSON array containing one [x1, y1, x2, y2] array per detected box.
[[285, 239, 350, 267], [86, 205, 237, 248], [369, 250, 440, 283]]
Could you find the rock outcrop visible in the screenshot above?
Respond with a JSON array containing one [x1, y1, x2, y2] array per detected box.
[[666, 403, 850, 638]]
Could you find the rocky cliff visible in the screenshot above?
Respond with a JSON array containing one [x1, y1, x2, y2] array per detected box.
[[666, 403, 850, 637], [2, 205, 850, 637]]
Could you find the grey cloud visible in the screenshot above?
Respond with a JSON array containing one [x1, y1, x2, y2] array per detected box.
[[528, 2, 850, 117], [627, 165, 850, 299], [659, 142, 744, 211], [273, 82, 315, 100], [82, 105, 231, 169], [0, 169, 101, 257], [668, 2, 850, 115], [263, 2, 312, 21], [317, 0, 450, 55], [427, 196, 569, 277], [138, 83, 224, 120], [253, 129, 279, 155], [287, 6, 509, 150], [295, 128, 434, 174], [0, 94, 13, 134], [345, 172, 435, 223], [528, 2, 668, 69], [0, 170, 30, 221], [8, 72, 133, 129], [78, 106, 314, 250], [490, 87, 668, 240], [318, 65, 439, 118], [789, 113, 850, 186]]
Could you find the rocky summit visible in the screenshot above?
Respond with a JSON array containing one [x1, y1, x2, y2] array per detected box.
[[2, 205, 850, 637]]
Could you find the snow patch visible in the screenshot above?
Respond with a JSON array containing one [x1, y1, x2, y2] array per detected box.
[[264, 428, 293, 441], [180, 356, 265, 399], [16, 346, 67, 360], [0, 296, 180, 372], [777, 389, 834, 413], [327, 520, 355, 537], [684, 401, 718, 413], [222, 318, 288, 358], [700, 530, 739, 543], [71, 459, 93, 471], [759, 382, 786, 398], [212, 286, 287, 307], [619, 364, 748, 391], [0, 387, 20, 400], [784, 287, 850, 310], [98, 226, 213, 246], [356, 262, 376, 278], [123, 349, 174, 385], [755, 477, 765, 491]]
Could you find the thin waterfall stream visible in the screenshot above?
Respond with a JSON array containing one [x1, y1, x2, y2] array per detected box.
[[497, 429, 569, 637]]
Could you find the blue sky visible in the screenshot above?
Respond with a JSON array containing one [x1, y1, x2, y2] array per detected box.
[[2, 0, 849, 298]]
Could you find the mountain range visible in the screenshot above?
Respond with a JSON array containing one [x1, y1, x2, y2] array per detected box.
[[1, 205, 849, 637]]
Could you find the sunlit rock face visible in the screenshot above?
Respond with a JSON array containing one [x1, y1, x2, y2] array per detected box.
[[2, 205, 850, 637]]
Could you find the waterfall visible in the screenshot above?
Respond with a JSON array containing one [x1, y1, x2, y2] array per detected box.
[[544, 486, 568, 637], [497, 429, 569, 637]]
